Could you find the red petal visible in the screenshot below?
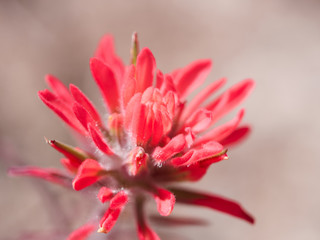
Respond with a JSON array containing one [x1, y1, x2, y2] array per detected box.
[[171, 141, 225, 166], [159, 74, 177, 96], [122, 65, 137, 107], [135, 196, 160, 240], [88, 124, 114, 155], [98, 191, 128, 233], [45, 74, 74, 104], [94, 35, 125, 82], [8, 166, 72, 188], [73, 102, 95, 131], [72, 159, 105, 191], [220, 126, 251, 147], [109, 191, 128, 209], [205, 79, 254, 121], [181, 77, 226, 122], [98, 208, 121, 234], [98, 187, 114, 203], [153, 187, 175, 216], [70, 84, 102, 126], [194, 109, 245, 146], [152, 134, 186, 163], [90, 58, 120, 113], [136, 48, 156, 93], [38, 90, 86, 135], [170, 187, 254, 224], [182, 108, 212, 133], [173, 59, 212, 99], [137, 222, 160, 240], [47, 139, 88, 165], [67, 223, 96, 240], [149, 107, 164, 147], [124, 93, 145, 143], [128, 147, 148, 176], [60, 158, 81, 173]]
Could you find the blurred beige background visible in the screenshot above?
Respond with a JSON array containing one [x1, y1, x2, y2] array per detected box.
[[1, 0, 320, 239]]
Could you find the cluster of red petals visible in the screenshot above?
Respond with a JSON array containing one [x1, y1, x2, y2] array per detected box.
[[11, 34, 255, 240]]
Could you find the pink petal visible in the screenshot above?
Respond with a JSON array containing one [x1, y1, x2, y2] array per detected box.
[[153, 187, 175, 216], [194, 109, 245, 146], [163, 91, 176, 119], [72, 159, 105, 191], [98, 187, 114, 203], [67, 223, 96, 240], [184, 127, 196, 148], [173, 59, 212, 99], [8, 167, 72, 188], [220, 126, 251, 147], [70, 84, 102, 126], [94, 35, 125, 82], [205, 79, 255, 121], [45, 74, 74, 104], [136, 48, 156, 93], [152, 134, 186, 163], [90, 58, 120, 113], [88, 124, 114, 155], [170, 187, 254, 224], [181, 77, 226, 122]]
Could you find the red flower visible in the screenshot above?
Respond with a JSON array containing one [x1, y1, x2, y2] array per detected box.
[[11, 33, 255, 239]]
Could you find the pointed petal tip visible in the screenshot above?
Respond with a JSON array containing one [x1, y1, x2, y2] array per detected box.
[[97, 227, 107, 233]]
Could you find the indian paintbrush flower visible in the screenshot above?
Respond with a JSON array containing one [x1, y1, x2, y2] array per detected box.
[[10, 33, 255, 240]]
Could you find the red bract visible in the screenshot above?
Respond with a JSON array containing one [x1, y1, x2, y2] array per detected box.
[[11, 33, 255, 239]]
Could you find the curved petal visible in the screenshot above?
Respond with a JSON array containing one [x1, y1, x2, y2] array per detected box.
[[220, 126, 251, 147], [172, 59, 212, 99], [88, 124, 114, 155], [94, 34, 125, 82], [38, 89, 86, 135], [70, 84, 102, 126], [194, 109, 245, 146], [67, 223, 96, 240], [205, 79, 254, 121], [90, 58, 120, 113], [152, 134, 186, 163], [72, 159, 106, 191], [45, 74, 74, 104], [170, 187, 254, 224], [181, 77, 226, 122], [8, 166, 72, 188], [136, 48, 156, 93]]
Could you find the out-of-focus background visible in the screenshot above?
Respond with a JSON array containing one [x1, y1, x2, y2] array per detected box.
[[1, 0, 319, 239]]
